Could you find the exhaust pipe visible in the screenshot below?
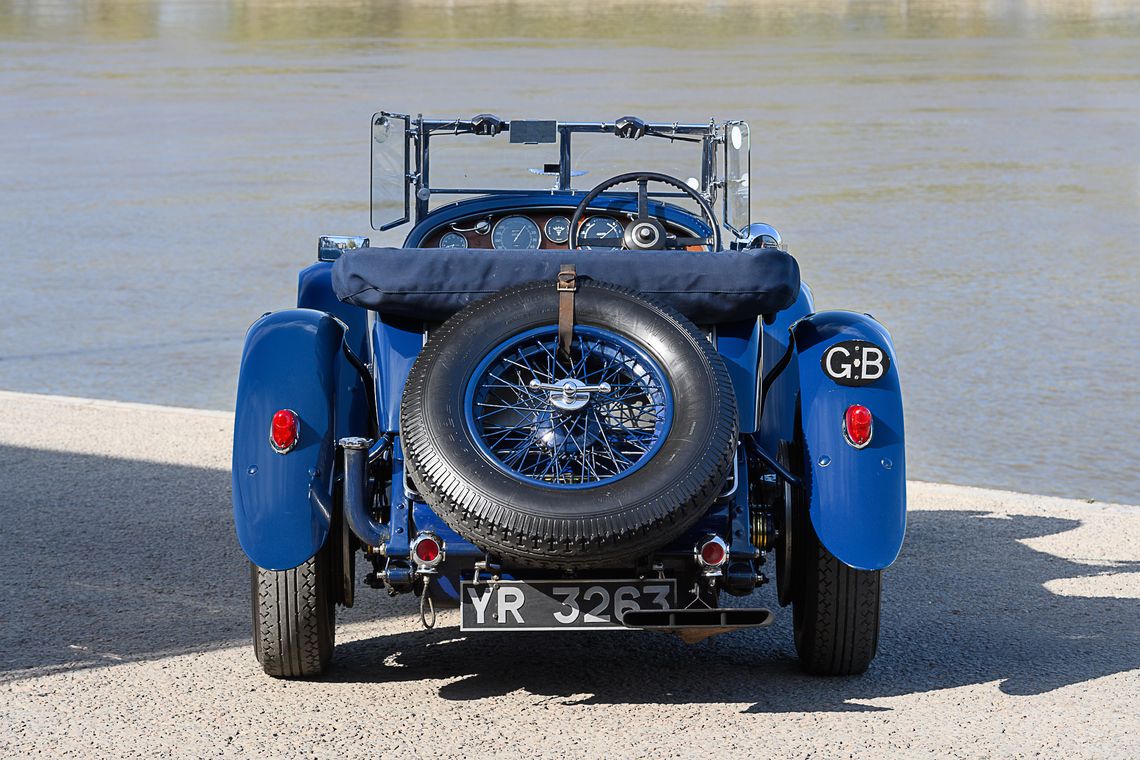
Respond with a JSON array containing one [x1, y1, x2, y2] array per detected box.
[[339, 436, 390, 550]]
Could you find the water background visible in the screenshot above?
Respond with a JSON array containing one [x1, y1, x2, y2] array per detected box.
[[1, 0, 1138, 503]]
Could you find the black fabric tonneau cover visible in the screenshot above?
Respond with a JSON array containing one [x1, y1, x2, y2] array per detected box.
[[332, 247, 800, 323]]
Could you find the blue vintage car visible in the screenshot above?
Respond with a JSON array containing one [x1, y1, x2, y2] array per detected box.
[[232, 114, 905, 678]]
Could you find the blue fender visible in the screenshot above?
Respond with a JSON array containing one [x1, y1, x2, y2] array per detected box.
[[232, 309, 345, 570], [792, 311, 906, 570]]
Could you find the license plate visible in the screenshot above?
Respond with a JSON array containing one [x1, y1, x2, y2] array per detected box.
[[459, 579, 677, 631]]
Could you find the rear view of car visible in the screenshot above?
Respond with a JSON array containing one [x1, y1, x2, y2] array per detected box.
[[231, 114, 906, 679]]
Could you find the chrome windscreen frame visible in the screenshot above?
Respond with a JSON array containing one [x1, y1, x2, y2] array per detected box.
[[370, 113, 750, 237]]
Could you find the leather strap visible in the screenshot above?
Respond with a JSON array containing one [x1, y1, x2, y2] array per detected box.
[[557, 264, 577, 358]]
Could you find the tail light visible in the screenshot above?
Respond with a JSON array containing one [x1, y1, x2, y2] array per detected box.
[[269, 409, 299, 454], [696, 536, 729, 569], [411, 533, 444, 568], [844, 404, 873, 448]]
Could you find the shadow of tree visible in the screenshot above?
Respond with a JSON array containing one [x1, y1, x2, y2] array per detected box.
[[324, 509, 1138, 711]]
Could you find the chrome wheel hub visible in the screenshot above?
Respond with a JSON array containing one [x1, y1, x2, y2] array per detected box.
[[529, 377, 612, 411]]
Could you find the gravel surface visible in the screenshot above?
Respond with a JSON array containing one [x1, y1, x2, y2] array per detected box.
[[1, 390, 1137, 759]]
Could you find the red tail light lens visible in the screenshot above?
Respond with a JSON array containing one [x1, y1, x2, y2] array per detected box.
[[697, 537, 728, 568], [412, 534, 443, 566], [844, 404, 873, 448], [269, 409, 299, 453]]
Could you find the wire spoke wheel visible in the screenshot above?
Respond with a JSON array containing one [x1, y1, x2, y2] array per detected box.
[[465, 326, 672, 488]]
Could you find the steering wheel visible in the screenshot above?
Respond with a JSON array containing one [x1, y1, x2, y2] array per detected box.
[[568, 171, 722, 251]]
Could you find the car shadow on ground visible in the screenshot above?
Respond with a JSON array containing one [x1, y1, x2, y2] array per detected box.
[[2, 443, 1136, 713], [327, 508, 1139, 711], [0, 445, 396, 682]]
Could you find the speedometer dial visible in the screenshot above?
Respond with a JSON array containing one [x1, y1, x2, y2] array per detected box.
[[579, 215, 624, 249], [491, 215, 541, 250]]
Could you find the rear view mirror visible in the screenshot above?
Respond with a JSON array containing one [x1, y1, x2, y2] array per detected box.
[[723, 121, 750, 237], [371, 112, 410, 231], [318, 235, 369, 262]]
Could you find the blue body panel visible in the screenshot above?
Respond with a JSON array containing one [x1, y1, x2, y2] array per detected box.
[[716, 319, 762, 434], [757, 282, 814, 454], [297, 261, 369, 360], [372, 315, 423, 432], [232, 309, 345, 570], [298, 261, 374, 437], [791, 311, 906, 570]]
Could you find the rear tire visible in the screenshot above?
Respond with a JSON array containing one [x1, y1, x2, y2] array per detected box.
[[792, 514, 881, 676], [250, 543, 336, 678]]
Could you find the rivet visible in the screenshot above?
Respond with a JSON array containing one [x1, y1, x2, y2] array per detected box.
[[247, 465, 258, 475], [818, 455, 831, 467], [881, 458, 893, 470]]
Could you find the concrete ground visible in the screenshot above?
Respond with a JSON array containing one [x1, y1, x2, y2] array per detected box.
[[1, 390, 1137, 759]]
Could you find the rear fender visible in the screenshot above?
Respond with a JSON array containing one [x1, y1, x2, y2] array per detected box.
[[792, 311, 906, 570], [232, 309, 345, 571]]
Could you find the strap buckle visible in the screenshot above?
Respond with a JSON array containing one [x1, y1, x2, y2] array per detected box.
[[557, 265, 578, 292]]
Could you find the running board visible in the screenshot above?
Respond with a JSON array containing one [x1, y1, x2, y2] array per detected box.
[[622, 608, 773, 644]]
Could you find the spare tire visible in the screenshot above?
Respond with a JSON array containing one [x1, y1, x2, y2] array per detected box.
[[400, 280, 737, 568]]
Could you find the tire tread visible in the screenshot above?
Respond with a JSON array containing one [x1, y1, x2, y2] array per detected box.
[[795, 520, 881, 676], [250, 549, 334, 678]]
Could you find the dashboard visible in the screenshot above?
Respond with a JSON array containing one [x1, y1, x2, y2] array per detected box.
[[420, 209, 702, 250]]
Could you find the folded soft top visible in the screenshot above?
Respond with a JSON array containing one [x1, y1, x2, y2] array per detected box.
[[332, 247, 800, 323]]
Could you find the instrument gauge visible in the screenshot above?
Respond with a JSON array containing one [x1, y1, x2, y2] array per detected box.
[[439, 231, 468, 249], [579, 215, 624, 250], [544, 216, 571, 245], [491, 215, 541, 250]]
